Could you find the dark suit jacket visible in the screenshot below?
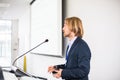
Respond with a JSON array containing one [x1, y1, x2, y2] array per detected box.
[[56, 37, 91, 80]]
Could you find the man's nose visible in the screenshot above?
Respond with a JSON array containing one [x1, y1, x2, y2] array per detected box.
[[62, 27, 64, 31]]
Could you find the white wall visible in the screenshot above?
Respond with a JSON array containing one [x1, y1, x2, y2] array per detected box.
[[18, 5, 31, 69], [18, 0, 120, 80], [65, 0, 120, 80]]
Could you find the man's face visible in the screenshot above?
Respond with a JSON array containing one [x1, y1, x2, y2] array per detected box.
[[62, 21, 71, 37]]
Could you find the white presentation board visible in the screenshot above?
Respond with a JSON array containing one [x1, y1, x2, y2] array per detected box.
[[30, 0, 62, 56]]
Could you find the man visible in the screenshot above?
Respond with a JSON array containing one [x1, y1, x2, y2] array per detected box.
[[48, 17, 91, 80]]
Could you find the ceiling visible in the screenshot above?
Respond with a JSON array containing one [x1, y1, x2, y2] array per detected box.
[[0, 0, 32, 20]]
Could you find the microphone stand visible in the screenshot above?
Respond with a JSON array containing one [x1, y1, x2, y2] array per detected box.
[[10, 39, 48, 80]]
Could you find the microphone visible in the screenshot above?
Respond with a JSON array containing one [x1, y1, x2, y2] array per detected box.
[[13, 39, 48, 65], [9, 39, 48, 80]]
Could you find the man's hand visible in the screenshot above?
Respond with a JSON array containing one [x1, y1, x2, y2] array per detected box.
[[48, 65, 55, 73], [53, 69, 63, 79]]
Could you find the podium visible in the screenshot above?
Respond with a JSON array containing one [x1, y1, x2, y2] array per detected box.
[[3, 71, 46, 80], [3, 70, 18, 80], [20, 76, 43, 80], [0, 67, 4, 80], [0, 67, 47, 80]]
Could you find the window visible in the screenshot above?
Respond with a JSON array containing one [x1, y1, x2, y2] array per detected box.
[[0, 20, 11, 67]]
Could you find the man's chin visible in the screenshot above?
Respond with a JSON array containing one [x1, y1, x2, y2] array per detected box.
[[64, 35, 68, 37], [63, 34, 65, 37], [63, 33, 69, 37]]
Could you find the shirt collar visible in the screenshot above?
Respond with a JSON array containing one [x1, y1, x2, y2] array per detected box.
[[68, 36, 77, 47]]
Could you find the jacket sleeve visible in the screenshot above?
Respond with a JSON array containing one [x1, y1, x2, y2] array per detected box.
[[55, 64, 66, 69]]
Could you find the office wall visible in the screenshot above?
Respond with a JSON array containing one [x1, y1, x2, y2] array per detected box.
[[18, 6, 31, 68], [65, 0, 120, 80], [18, 0, 120, 80]]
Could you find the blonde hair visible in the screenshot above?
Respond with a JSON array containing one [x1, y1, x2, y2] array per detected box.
[[65, 17, 84, 38]]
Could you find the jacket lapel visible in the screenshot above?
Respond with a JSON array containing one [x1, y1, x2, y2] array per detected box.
[[66, 37, 80, 62]]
